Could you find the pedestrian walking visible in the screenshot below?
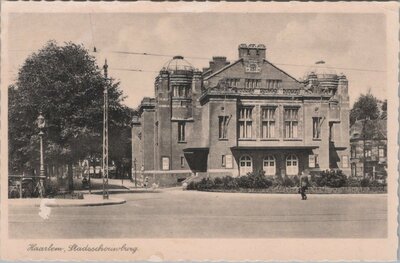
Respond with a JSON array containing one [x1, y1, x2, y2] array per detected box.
[[299, 169, 310, 200]]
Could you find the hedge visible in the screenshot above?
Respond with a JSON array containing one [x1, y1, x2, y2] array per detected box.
[[186, 169, 387, 192]]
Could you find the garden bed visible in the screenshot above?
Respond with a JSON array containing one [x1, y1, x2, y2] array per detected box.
[[196, 186, 387, 194], [185, 170, 387, 194]]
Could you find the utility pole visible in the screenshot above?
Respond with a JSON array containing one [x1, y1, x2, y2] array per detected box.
[[102, 59, 109, 199]]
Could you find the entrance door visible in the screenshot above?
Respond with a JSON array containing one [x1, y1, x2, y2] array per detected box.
[[239, 155, 253, 176], [286, 154, 299, 176], [263, 155, 276, 176]]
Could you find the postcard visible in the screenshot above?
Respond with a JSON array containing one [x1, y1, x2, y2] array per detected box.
[[1, 1, 398, 261]]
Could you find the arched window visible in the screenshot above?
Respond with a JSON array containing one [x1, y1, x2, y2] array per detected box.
[[263, 155, 276, 176], [286, 154, 298, 176], [239, 155, 252, 176]]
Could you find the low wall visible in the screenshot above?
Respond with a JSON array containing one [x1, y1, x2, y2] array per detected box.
[[198, 186, 387, 194], [144, 172, 191, 187]]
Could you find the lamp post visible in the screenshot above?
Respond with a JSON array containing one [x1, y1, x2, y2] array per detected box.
[[133, 158, 137, 188], [37, 113, 46, 198]]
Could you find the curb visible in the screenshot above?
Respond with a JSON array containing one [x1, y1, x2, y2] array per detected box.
[[34, 198, 126, 208]]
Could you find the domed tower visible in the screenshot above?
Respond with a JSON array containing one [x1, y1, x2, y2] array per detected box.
[[153, 56, 203, 173]]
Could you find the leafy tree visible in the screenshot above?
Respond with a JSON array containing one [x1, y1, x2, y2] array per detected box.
[[380, 99, 387, 119], [9, 41, 133, 191], [350, 93, 379, 126]]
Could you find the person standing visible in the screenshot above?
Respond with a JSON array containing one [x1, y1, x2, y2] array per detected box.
[[299, 170, 310, 200]]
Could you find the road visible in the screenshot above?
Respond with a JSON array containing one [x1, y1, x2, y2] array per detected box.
[[9, 189, 387, 238]]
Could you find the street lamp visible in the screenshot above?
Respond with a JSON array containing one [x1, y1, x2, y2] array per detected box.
[[37, 112, 46, 198], [133, 158, 137, 188]]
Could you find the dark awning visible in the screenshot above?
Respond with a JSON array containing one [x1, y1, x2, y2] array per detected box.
[[231, 145, 318, 150], [183, 147, 209, 154]]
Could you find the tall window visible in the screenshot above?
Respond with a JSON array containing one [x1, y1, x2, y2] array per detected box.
[[173, 85, 188, 98], [329, 123, 334, 141], [378, 146, 386, 158], [351, 145, 357, 158], [284, 108, 299, 138], [262, 108, 275, 138], [286, 154, 298, 175], [313, 117, 322, 139], [245, 79, 261, 89], [364, 148, 372, 158], [351, 163, 357, 177], [263, 155, 276, 175], [178, 122, 185, 142], [342, 155, 349, 168], [227, 78, 239, 87], [266, 79, 282, 89], [221, 155, 226, 167], [239, 107, 253, 139], [219, 116, 229, 139], [180, 156, 185, 168]]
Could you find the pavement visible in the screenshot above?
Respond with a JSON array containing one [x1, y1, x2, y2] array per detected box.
[[9, 194, 126, 207], [9, 178, 167, 208], [9, 188, 387, 239]]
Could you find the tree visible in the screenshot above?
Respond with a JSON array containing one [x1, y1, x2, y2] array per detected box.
[[380, 99, 387, 119], [350, 93, 379, 126], [9, 41, 133, 191]]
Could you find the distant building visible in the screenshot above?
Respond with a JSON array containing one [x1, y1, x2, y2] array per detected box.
[[350, 118, 387, 178], [132, 44, 351, 186]]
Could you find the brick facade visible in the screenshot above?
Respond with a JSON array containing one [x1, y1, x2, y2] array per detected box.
[[350, 119, 387, 178], [132, 44, 351, 187]]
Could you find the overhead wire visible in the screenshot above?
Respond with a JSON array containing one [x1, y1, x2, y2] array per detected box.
[[104, 50, 385, 73]]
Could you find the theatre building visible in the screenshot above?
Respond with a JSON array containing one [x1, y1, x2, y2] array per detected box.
[[132, 44, 351, 186]]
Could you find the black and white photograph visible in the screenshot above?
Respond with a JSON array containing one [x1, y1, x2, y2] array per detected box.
[[1, 2, 398, 261]]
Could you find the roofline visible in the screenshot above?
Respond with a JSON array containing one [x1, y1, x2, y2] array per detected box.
[[203, 58, 301, 84], [263, 59, 300, 83], [203, 58, 243, 80]]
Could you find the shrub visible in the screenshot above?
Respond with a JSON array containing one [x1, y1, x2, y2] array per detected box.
[[282, 176, 295, 187], [222, 176, 238, 189], [292, 175, 300, 186], [247, 170, 273, 189], [358, 178, 387, 188], [186, 171, 273, 191], [360, 178, 370, 187], [311, 169, 348, 188], [213, 177, 224, 189], [186, 181, 197, 190], [346, 176, 361, 187], [237, 174, 253, 188], [325, 170, 347, 188], [369, 179, 387, 187], [311, 173, 327, 187]]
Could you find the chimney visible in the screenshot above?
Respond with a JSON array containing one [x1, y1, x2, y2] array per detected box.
[[238, 43, 266, 61], [209, 56, 230, 73]]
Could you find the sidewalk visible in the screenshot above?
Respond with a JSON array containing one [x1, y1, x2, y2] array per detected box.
[[9, 194, 126, 207]]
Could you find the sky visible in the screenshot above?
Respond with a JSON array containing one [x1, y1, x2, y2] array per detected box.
[[7, 13, 387, 109]]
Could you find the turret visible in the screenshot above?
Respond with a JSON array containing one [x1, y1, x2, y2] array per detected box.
[[238, 43, 266, 62], [338, 74, 349, 102]]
